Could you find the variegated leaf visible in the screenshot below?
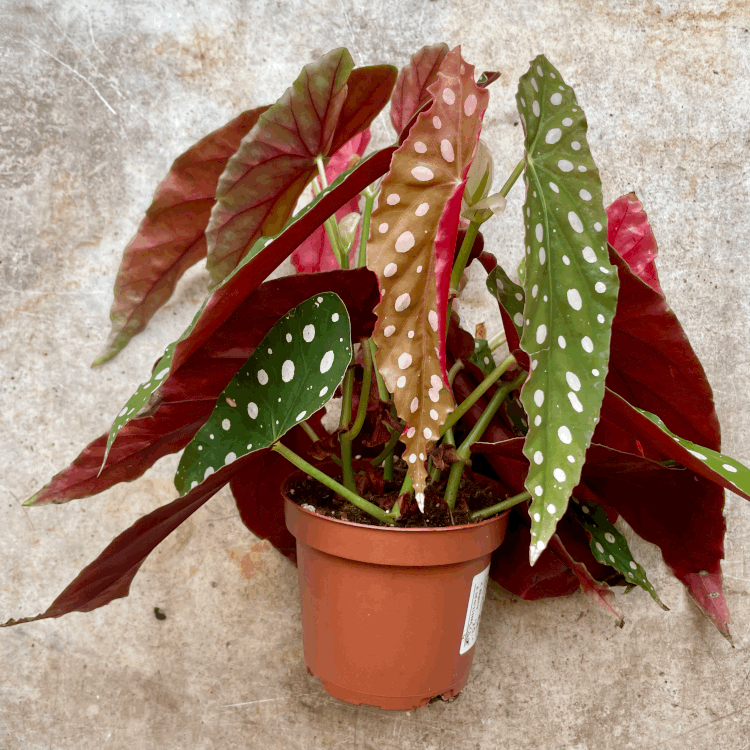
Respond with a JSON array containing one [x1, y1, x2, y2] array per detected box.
[[636, 407, 750, 501], [516, 56, 620, 565], [369, 47, 489, 508], [571, 498, 668, 610], [486, 263, 525, 337], [470, 338, 495, 375], [175, 293, 351, 494]]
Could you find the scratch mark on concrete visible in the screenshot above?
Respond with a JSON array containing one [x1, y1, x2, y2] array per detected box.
[[85, 8, 105, 56], [670, 704, 750, 739], [20, 36, 117, 116], [220, 692, 315, 708]]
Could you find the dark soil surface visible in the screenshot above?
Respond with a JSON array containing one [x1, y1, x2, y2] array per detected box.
[[286, 460, 507, 528]]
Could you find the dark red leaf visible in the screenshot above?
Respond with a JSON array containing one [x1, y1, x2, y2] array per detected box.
[[390, 43, 449, 136], [3, 461, 234, 626], [605, 245, 720, 451], [28, 269, 380, 505], [607, 193, 664, 296], [291, 130, 371, 273], [93, 107, 268, 365], [206, 50, 396, 283], [171, 147, 395, 375], [229, 416, 324, 564]]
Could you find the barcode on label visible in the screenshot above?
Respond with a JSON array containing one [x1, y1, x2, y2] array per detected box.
[[459, 564, 490, 655]]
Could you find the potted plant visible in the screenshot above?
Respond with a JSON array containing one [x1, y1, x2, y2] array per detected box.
[[3, 43, 748, 711]]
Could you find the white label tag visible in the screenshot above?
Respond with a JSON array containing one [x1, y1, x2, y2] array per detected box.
[[460, 563, 490, 655]]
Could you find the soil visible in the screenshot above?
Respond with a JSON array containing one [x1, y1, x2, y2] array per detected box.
[[286, 459, 507, 528]]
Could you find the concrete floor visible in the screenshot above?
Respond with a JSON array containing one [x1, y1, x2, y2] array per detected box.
[[2, 1, 750, 747]]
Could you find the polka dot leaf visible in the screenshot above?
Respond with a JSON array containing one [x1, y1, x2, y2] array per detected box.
[[571, 498, 668, 610], [103, 341, 177, 465], [633, 406, 750, 503], [469, 338, 495, 376], [516, 55, 619, 564], [174, 293, 352, 495], [486, 263, 525, 340], [369, 46, 490, 508]]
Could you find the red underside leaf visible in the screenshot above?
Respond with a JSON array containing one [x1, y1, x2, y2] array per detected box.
[[605, 244, 720, 452], [27, 269, 380, 505], [229, 412, 326, 565], [607, 192, 664, 296], [2, 422, 317, 627], [93, 107, 268, 365], [205, 50, 396, 284], [291, 130, 371, 273], [390, 43, 449, 136], [473, 436, 730, 636], [170, 147, 394, 375]]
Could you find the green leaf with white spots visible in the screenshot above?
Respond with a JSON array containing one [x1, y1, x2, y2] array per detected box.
[[635, 406, 750, 502], [515, 55, 620, 565], [486, 264, 525, 338], [174, 293, 351, 495], [103, 341, 178, 464], [570, 498, 668, 610], [470, 338, 495, 376]]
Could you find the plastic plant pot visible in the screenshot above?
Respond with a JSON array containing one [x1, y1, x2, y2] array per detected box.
[[283, 464, 509, 710]]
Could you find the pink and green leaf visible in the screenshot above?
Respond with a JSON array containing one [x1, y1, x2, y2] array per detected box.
[[175, 293, 352, 494], [369, 46, 489, 507], [92, 107, 268, 365], [516, 55, 619, 564], [291, 130, 371, 273], [390, 43, 449, 136], [205, 49, 396, 284], [607, 192, 663, 296]]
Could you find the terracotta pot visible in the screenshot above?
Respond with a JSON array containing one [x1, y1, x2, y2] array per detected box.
[[283, 464, 509, 711]]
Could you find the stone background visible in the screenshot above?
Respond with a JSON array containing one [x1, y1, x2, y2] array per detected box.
[[2, 1, 750, 747]]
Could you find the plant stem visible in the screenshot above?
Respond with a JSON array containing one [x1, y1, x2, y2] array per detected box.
[[300, 421, 320, 443], [498, 157, 525, 199], [370, 427, 401, 466], [315, 156, 347, 269], [444, 459, 466, 511], [447, 358, 464, 384], [449, 219, 481, 296], [384, 452, 394, 482], [272, 443, 395, 525], [343, 339, 372, 442], [469, 490, 531, 521], [339, 367, 355, 491], [456, 371, 526, 460], [357, 190, 376, 268], [487, 331, 506, 351], [441, 354, 518, 436], [367, 338, 390, 402]]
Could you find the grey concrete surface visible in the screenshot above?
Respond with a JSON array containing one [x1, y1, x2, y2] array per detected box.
[[2, 1, 750, 747]]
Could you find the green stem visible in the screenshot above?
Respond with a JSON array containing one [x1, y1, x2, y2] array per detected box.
[[370, 427, 402, 467], [316, 156, 347, 269], [384, 452, 394, 482], [487, 331, 506, 352], [367, 338, 390, 402], [470, 490, 531, 521], [272, 443, 395, 525], [448, 359, 464, 384], [300, 421, 320, 443], [498, 157, 525, 199], [399, 473, 412, 496], [456, 371, 526, 460], [343, 340, 372, 442], [357, 190, 376, 268], [449, 220, 481, 296], [444, 459, 466, 511], [441, 354, 517, 436], [339, 367, 355, 491]]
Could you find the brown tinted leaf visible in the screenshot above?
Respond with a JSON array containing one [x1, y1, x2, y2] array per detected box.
[[369, 47, 490, 507]]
